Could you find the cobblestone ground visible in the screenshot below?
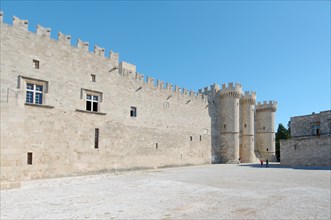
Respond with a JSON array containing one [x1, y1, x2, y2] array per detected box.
[[1, 163, 330, 219]]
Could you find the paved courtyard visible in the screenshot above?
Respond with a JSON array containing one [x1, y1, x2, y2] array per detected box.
[[1, 163, 330, 219]]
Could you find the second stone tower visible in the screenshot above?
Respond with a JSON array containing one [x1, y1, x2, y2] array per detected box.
[[219, 83, 242, 163]]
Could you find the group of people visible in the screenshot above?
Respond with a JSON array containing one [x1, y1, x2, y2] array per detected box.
[[260, 159, 269, 167]]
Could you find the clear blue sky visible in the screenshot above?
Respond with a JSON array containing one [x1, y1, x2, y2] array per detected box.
[[1, 1, 330, 128]]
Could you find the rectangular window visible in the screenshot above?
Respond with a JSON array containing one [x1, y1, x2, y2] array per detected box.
[[156, 143, 158, 149], [95, 128, 99, 149], [33, 59, 39, 69], [86, 94, 99, 112], [91, 74, 96, 82], [130, 106, 137, 117], [27, 152, 33, 165], [311, 123, 320, 136], [26, 83, 43, 104], [190, 136, 193, 141]]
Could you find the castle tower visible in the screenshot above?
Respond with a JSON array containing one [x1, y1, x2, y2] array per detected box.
[[240, 91, 256, 163], [219, 83, 242, 163], [255, 101, 277, 161]]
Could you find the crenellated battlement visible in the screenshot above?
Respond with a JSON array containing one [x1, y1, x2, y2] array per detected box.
[[36, 25, 51, 38], [94, 45, 105, 57], [220, 82, 242, 98], [157, 80, 164, 89], [1, 13, 120, 64], [0, 11, 3, 23], [1, 13, 208, 102], [58, 32, 71, 45], [77, 39, 89, 51], [240, 91, 256, 104], [221, 82, 242, 91], [256, 100, 277, 112], [109, 51, 119, 64], [1, 12, 239, 104], [13, 16, 28, 31], [198, 83, 219, 97]]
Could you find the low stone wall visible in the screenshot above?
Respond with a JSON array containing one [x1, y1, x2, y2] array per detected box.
[[280, 136, 331, 167]]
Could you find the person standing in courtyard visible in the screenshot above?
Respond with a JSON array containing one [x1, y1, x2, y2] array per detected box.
[[266, 159, 269, 167], [260, 159, 263, 167]]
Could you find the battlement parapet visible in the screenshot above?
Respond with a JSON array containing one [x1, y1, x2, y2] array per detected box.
[[135, 73, 144, 82], [0, 11, 3, 23], [13, 16, 28, 31], [2, 13, 209, 103], [220, 82, 242, 98], [174, 85, 180, 93], [94, 45, 105, 57], [2, 15, 120, 65], [109, 51, 119, 64], [221, 82, 242, 92], [256, 100, 277, 112], [119, 61, 136, 77], [146, 76, 155, 86], [157, 80, 164, 89], [77, 39, 89, 51], [58, 32, 71, 45], [199, 83, 220, 97], [37, 24, 51, 38], [166, 83, 173, 91], [240, 91, 256, 104]]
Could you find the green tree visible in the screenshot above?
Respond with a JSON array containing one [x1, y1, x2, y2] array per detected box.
[[275, 123, 290, 161]]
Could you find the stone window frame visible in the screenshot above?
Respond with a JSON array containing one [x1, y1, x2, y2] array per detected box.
[[18, 76, 53, 108], [83, 89, 102, 112], [76, 89, 106, 115], [310, 122, 321, 136]]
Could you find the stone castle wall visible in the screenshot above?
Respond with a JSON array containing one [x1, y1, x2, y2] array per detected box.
[[0, 17, 212, 189], [280, 136, 331, 167], [290, 111, 331, 137], [280, 110, 331, 167], [0, 13, 278, 189]]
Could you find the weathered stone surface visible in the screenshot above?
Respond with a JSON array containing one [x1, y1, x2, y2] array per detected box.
[[281, 136, 331, 167], [0, 15, 277, 189], [281, 110, 331, 167]]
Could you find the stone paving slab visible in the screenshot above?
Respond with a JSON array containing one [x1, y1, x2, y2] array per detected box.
[[1, 163, 330, 219]]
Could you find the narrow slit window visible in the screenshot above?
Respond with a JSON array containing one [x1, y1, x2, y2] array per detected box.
[[130, 106, 137, 117], [91, 74, 96, 82], [95, 128, 99, 149], [156, 143, 158, 149], [33, 59, 40, 69], [244, 124, 247, 128], [190, 136, 193, 141], [27, 152, 33, 165], [224, 124, 226, 129], [200, 135, 202, 141]]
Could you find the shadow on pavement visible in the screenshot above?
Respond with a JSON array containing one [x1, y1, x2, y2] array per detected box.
[[239, 163, 331, 171]]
